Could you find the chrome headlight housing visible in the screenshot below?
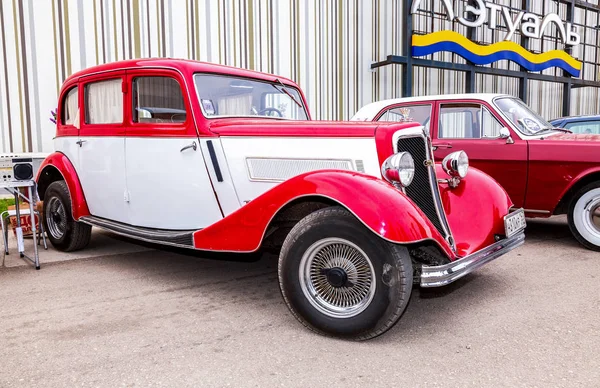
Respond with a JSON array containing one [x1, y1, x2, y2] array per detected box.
[[381, 152, 415, 188], [442, 151, 469, 178]]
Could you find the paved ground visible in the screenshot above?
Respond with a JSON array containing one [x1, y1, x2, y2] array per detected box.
[[0, 217, 598, 388]]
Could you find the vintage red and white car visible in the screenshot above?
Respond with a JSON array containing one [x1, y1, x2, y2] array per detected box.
[[353, 94, 600, 251], [37, 59, 525, 340]]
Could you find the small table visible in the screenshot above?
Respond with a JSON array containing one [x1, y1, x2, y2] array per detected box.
[[0, 180, 41, 269]]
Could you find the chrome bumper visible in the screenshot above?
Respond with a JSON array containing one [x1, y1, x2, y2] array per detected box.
[[420, 232, 525, 288]]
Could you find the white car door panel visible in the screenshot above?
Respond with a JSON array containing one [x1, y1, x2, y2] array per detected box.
[[78, 136, 129, 223], [125, 137, 223, 230]]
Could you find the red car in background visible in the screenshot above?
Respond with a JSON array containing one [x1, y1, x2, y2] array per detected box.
[[353, 94, 600, 251]]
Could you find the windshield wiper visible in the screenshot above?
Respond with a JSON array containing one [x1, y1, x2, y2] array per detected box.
[[273, 79, 302, 108], [536, 127, 573, 134]]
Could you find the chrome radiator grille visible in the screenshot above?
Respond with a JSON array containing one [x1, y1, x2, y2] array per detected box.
[[396, 136, 447, 237]]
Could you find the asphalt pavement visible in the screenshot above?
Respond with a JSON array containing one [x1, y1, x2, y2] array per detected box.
[[0, 217, 598, 388]]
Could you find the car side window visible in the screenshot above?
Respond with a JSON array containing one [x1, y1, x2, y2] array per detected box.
[[378, 104, 432, 132], [480, 106, 504, 138], [61, 86, 78, 125], [85, 79, 123, 124], [439, 104, 503, 139], [132, 76, 186, 124], [564, 121, 600, 134]]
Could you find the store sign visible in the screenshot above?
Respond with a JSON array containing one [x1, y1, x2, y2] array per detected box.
[[410, 0, 583, 77]]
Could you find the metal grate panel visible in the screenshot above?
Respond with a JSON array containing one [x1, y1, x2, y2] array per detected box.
[[246, 158, 354, 182], [396, 137, 445, 235]]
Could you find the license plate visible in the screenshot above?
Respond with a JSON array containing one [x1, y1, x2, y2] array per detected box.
[[504, 209, 526, 238]]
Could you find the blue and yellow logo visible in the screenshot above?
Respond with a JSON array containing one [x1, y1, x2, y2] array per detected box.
[[412, 30, 582, 77]]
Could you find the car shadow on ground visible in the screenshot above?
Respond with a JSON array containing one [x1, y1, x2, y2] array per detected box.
[[44, 215, 577, 342], [84, 233, 509, 341], [522, 216, 574, 242]]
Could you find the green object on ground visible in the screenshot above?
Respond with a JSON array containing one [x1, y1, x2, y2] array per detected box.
[[0, 198, 16, 214]]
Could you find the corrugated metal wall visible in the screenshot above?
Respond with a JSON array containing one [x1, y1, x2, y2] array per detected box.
[[0, 0, 598, 153], [0, 0, 405, 153]]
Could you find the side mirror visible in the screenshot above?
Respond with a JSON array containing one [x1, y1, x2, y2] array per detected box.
[[499, 127, 514, 144]]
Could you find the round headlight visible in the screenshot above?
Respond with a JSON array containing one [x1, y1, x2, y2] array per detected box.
[[381, 152, 415, 188], [442, 151, 469, 178]]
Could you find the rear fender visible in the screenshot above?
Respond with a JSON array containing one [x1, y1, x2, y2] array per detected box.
[[36, 152, 90, 220], [554, 166, 600, 213], [193, 170, 453, 257]]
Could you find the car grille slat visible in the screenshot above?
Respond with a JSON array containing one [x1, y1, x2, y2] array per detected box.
[[396, 137, 445, 236]]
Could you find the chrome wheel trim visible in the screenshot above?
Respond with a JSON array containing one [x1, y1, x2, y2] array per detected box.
[[574, 188, 600, 246], [46, 196, 67, 240], [299, 237, 376, 319]]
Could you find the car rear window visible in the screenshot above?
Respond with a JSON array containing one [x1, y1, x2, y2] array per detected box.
[[132, 76, 187, 124]]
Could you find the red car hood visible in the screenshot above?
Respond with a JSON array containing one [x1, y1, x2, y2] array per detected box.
[[544, 133, 600, 142], [529, 132, 600, 165], [207, 118, 420, 137]]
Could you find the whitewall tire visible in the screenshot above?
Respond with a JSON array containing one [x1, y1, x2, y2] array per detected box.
[[568, 182, 600, 251]]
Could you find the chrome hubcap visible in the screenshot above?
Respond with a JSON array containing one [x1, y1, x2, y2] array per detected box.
[[46, 197, 67, 240], [299, 238, 376, 318], [585, 196, 600, 235]]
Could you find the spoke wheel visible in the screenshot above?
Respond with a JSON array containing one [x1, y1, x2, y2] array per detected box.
[[278, 206, 413, 340], [45, 196, 67, 240], [300, 238, 375, 318]]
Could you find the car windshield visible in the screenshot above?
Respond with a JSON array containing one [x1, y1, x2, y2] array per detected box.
[[194, 74, 309, 120], [494, 97, 553, 135]]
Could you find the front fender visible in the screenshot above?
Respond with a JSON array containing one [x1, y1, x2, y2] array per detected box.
[[193, 170, 453, 257], [437, 165, 513, 256], [36, 152, 90, 220]]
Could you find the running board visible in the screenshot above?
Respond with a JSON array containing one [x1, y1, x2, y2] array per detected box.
[[79, 216, 196, 248]]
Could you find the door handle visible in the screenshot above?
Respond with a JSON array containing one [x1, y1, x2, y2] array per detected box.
[[432, 143, 452, 151], [76, 140, 87, 147], [180, 141, 197, 152]]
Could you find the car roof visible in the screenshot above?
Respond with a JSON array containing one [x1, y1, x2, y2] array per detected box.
[[63, 58, 297, 87], [351, 93, 513, 120], [550, 114, 600, 123]]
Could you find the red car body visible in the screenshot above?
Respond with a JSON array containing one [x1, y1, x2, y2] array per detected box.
[[36, 60, 526, 339]]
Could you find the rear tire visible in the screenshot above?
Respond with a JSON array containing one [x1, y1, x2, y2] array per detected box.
[[43, 180, 91, 252], [278, 206, 413, 340], [568, 182, 600, 251]]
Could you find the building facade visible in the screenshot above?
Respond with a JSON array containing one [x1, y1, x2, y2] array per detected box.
[[0, 0, 598, 153]]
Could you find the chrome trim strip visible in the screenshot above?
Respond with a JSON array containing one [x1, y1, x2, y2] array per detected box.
[[420, 232, 525, 288], [423, 134, 456, 251], [521, 208, 551, 215], [79, 216, 196, 249], [391, 126, 428, 145], [79, 219, 196, 250], [393, 128, 456, 252]]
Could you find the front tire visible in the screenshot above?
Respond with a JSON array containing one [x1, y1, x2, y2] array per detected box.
[[278, 207, 413, 340], [43, 180, 92, 252], [568, 182, 600, 251]]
